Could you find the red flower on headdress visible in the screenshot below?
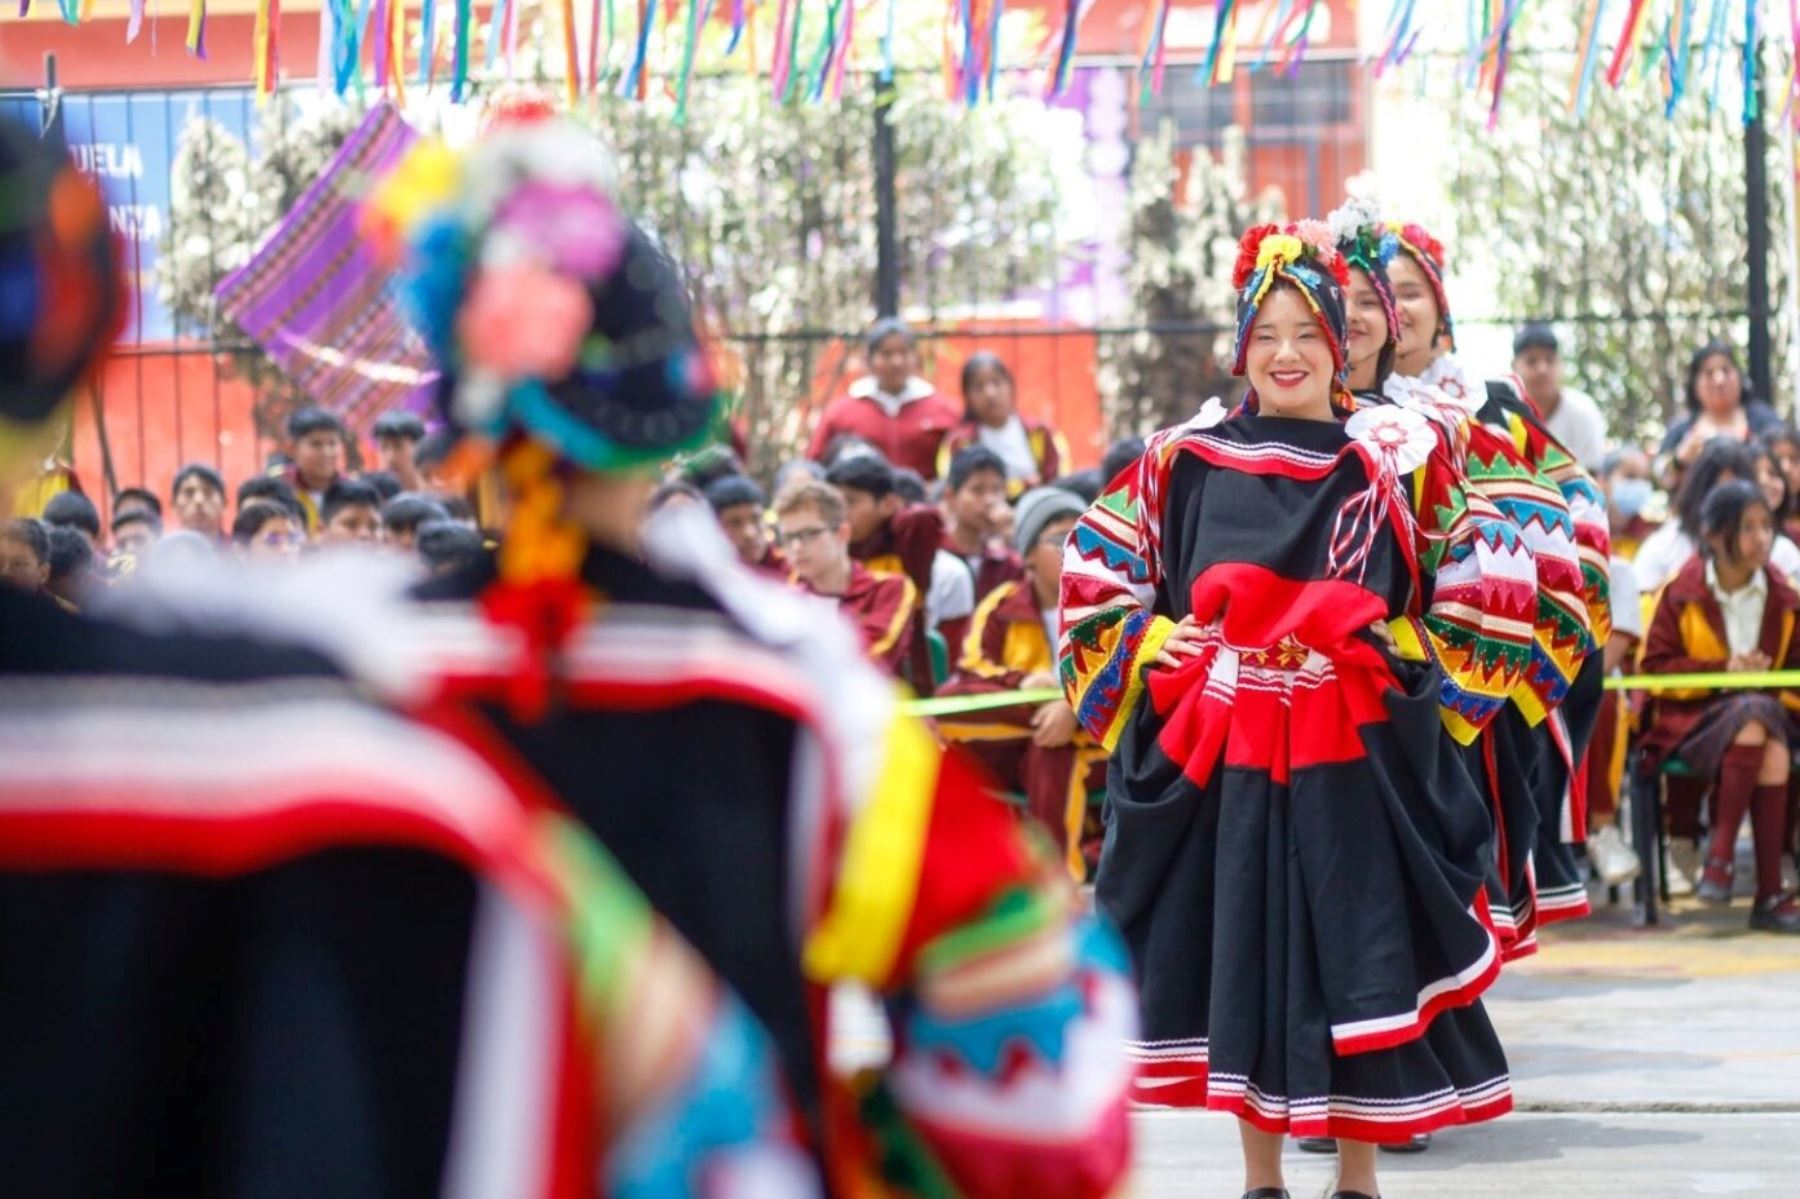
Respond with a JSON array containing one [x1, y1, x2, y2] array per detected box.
[[1322, 247, 1351, 288], [1233, 223, 1282, 289], [1396, 222, 1447, 269], [485, 91, 559, 130]]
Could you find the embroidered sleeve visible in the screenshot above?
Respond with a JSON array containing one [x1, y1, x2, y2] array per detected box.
[[1057, 434, 1178, 751], [1401, 435, 1537, 744]]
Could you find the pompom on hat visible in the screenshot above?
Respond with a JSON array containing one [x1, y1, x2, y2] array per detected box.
[[0, 117, 124, 469], [1387, 220, 1455, 351], [1229, 221, 1352, 380], [364, 109, 720, 475]]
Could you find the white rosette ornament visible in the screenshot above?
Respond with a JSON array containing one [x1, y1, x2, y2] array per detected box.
[[1330, 403, 1436, 580]]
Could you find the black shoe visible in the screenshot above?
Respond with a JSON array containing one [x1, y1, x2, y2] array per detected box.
[[1379, 1132, 1431, 1153], [1242, 1190, 1289, 1199], [1696, 859, 1735, 904], [1749, 894, 1800, 933], [1295, 1136, 1338, 1154], [1330, 1193, 1379, 1199]]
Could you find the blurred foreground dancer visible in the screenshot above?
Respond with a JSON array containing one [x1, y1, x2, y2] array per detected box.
[[0, 116, 816, 1198], [364, 109, 1135, 1197]]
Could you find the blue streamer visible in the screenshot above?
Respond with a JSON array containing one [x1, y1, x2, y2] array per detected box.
[[1573, 0, 1609, 118], [1664, 0, 1697, 117], [1743, 0, 1760, 125], [1249, 0, 1294, 74], [881, 0, 897, 76], [985, 0, 1003, 100], [622, 0, 656, 96], [338, 0, 371, 94], [485, 0, 510, 69], [419, 0, 437, 84]]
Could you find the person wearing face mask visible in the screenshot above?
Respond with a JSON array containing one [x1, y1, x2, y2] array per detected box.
[[1659, 340, 1784, 489], [1601, 447, 1659, 561]]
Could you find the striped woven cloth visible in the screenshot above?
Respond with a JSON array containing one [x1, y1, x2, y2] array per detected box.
[[215, 101, 438, 437]]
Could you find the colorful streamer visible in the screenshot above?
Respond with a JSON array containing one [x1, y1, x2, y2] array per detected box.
[[1569, 0, 1608, 116], [1198, 0, 1238, 87], [420, 0, 437, 86], [675, 0, 702, 121], [452, 0, 471, 99], [622, 0, 655, 99], [1746, 0, 1762, 125], [127, 0, 145, 41], [1606, 0, 1652, 90], [185, 0, 206, 57], [1138, 0, 1172, 102], [1045, 0, 1079, 99], [984, 0, 1004, 101], [372, 0, 389, 89], [1663, 0, 1696, 116]]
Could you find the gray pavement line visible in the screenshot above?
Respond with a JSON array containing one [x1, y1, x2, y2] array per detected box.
[[1514, 1100, 1800, 1114]]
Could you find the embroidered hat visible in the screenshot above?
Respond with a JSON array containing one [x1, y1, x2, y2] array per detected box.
[[1387, 221, 1455, 351], [1329, 196, 1401, 346]]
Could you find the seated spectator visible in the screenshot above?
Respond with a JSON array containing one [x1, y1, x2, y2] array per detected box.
[[360, 469, 405, 504], [371, 409, 428, 492], [279, 406, 348, 531], [232, 501, 305, 564], [319, 479, 385, 547], [45, 524, 95, 608], [1660, 340, 1785, 490], [1601, 446, 1658, 562], [1636, 440, 1800, 593], [775, 481, 916, 675], [171, 463, 228, 541], [936, 487, 1102, 878], [826, 453, 972, 691], [381, 493, 451, 553], [773, 458, 826, 498], [1512, 323, 1607, 471], [436, 494, 479, 529], [416, 519, 485, 576], [705, 475, 785, 575], [415, 426, 460, 493], [110, 506, 162, 559], [237, 475, 307, 526], [679, 444, 748, 493], [112, 486, 163, 523], [1640, 481, 1800, 933], [937, 352, 1069, 495], [940, 446, 1024, 604], [806, 319, 960, 480], [1582, 553, 1645, 888], [0, 518, 50, 594], [42, 491, 100, 550], [1101, 436, 1147, 489]]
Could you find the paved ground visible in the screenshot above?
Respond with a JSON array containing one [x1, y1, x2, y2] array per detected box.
[[831, 877, 1800, 1198]]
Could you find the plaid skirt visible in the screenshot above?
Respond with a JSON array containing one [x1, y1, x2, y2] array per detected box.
[[1673, 694, 1794, 779]]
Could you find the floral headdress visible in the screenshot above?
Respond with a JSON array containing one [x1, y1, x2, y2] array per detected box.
[[1387, 220, 1455, 351], [363, 109, 721, 717], [1229, 221, 1352, 401], [0, 117, 123, 475], [1328, 196, 1401, 349]]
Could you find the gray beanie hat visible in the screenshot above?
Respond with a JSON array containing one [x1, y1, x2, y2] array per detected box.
[[1013, 486, 1087, 556]]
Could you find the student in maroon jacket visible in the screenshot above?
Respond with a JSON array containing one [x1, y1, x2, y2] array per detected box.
[[704, 473, 787, 576], [807, 319, 961, 480], [776, 480, 918, 675], [936, 352, 1070, 497], [940, 445, 1025, 605]]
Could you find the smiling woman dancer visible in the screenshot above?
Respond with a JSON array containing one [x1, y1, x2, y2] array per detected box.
[[1061, 224, 1514, 1199]]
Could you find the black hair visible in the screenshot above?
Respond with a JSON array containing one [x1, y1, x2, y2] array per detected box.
[[42, 491, 100, 538], [704, 474, 766, 513], [231, 501, 296, 544], [1059, 467, 1103, 505], [381, 493, 451, 537], [1512, 323, 1559, 357], [237, 476, 305, 522], [111, 507, 162, 536], [360, 470, 404, 503], [826, 453, 897, 500], [679, 445, 747, 492], [171, 462, 225, 502], [1684, 339, 1749, 414], [113, 486, 163, 519], [958, 352, 1014, 421], [1674, 439, 1759, 539], [1101, 437, 1148, 488], [649, 479, 704, 513], [372, 409, 427, 442], [46, 524, 94, 581], [2, 517, 49, 565], [892, 468, 928, 506], [1699, 479, 1772, 566], [287, 406, 346, 442], [416, 427, 458, 471], [946, 446, 1008, 493], [437, 495, 476, 524], [865, 316, 917, 356], [821, 434, 884, 470], [416, 519, 485, 572], [321, 478, 383, 526]]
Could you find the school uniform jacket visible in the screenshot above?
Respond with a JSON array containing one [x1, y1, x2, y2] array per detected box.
[[1638, 555, 1800, 767], [937, 417, 1071, 496]]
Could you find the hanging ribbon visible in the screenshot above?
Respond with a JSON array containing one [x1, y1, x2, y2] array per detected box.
[[984, 0, 1003, 101], [622, 0, 655, 98], [770, 0, 795, 98], [1138, 0, 1171, 102], [562, 0, 581, 106], [1606, 0, 1652, 89], [389, 0, 407, 104], [253, 0, 280, 99], [1372, 0, 1416, 80], [451, 0, 471, 98], [1281, 0, 1322, 77], [127, 0, 145, 41], [726, 0, 745, 53], [1198, 0, 1238, 87], [804, 0, 840, 102], [185, 0, 206, 56], [1249, 0, 1294, 73], [1569, 0, 1607, 114], [782, 0, 805, 103], [1745, 0, 1762, 126], [486, 0, 509, 69], [505, 0, 522, 79], [1664, 0, 1696, 116], [419, 0, 437, 85], [830, 0, 854, 99], [675, 0, 702, 120], [1699, 0, 1732, 112], [881, 0, 897, 78], [960, 0, 980, 105], [1044, 0, 1079, 98], [1485, 0, 1516, 131]]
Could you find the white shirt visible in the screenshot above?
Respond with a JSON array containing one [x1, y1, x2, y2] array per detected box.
[[849, 375, 937, 419], [977, 416, 1040, 483], [1635, 522, 1800, 594], [1041, 607, 1060, 654], [1706, 559, 1769, 657], [1609, 556, 1643, 646], [925, 549, 975, 631], [1540, 387, 1609, 472]]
